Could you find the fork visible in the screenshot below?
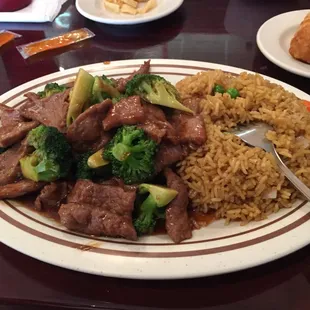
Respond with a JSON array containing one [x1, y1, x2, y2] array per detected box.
[[231, 122, 310, 201]]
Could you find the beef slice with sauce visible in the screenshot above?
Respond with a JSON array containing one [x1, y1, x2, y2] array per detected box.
[[115, 60, 150, 93], [165, 97, 206, 146], [0, 105, 38, 148], [167, 114, 206, 146], [155, 143, 187, 173], [103, 96, 145, 131], [20, 90, 70, 133], [67, 99, 113, 153], [0, 180, 45, 199], [0, 141, 30, 186], [164, 168, 192, 243], [138, 103, 174, 144], [35, 181, 71, 212], [58, 179, 137, 240]]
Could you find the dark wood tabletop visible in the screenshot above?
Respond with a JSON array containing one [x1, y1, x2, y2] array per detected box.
[[1, 0, 310, 309]]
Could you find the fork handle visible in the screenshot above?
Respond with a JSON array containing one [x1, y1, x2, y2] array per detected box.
[[271, 145, 310, 201]]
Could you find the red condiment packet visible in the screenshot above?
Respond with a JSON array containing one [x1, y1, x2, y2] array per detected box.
[[0, 30, 22, 48], [16, 28, 95, 59]]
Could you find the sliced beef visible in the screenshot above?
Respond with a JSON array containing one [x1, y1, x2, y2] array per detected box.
[[182, 97, 202, 115], [0, 105, 38, 148], [0, 180, 45, 199], [59, 179, 137, 240], [164, 97, 206, 146], [23, 92, 40, 102], [164, 168, 192, 243], [155, 143, 187, 173], [116, 60, 151, 93], [166, 113, 206, 146], [67, 99, 112, 153], [34, 181, 70, 211], [0, 142, 30, 186], [0, 104, 25, 126], [20, 90, 70, 133], [138, 103, 173, 144], [139, 122, 167, 144], [99, 177, 137, 192], [142, 102, 167, 123], [164, 126, 179, 145], [103, 96, 144, 131], [66, 179, 136, 216]]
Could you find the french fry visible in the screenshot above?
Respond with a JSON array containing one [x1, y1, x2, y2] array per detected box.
[[104, 0, 120, 13], [108, 0, 123, 4], [123, 0, 138, 8], [103, 0, 156, 15], [121, 4, 137, 14], [144, 0, 157, 13], [137, 7, 144, 14]]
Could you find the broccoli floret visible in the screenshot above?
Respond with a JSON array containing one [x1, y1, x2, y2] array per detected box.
[[38, 83, 67, 98], [133, 184, 178, 235], [20, 125, 72, 182], [91, 76, 121, 105], [103, 126, 157, 184], [76, 151, 94, 180], [0, 147, 7, 154], [76, 149, 110, 179], [125, 74, 194, 114], [91, 76, 112, 105]]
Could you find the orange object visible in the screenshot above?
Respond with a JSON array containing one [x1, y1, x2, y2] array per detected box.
[[0, 30, 21, 48], [302, 100, 310, 112], [16, 28, 95, 59]]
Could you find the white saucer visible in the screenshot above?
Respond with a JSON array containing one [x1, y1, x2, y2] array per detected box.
[[76, 0, 184, 25], [257, 10, 310, 78]]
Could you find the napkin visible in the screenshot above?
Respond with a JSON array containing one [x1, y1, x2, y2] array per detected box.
[[0, 0, 68, 23]]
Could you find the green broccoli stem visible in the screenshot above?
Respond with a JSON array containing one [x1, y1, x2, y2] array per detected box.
[[140, 194, 157, 214], [137, 194, 158, 233], [141, 81, 153, 94], [112, 143, 131, 161], [112, 142, 146, 161]]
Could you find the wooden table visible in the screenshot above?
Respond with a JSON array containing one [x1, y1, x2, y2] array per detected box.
[[1, 1, 310, 309]]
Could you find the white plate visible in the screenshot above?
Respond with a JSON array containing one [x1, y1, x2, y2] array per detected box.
[[1, 59, 310, 280], [257, 10, 310, 78], [76, 0, 184, 25]]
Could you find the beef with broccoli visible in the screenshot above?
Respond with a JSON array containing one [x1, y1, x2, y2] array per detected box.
[[0, 60, 207, 243]]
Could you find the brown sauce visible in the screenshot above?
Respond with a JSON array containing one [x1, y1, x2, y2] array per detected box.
[[17, 194, 60, 222], [153, 219, 166, 235], [16, 194, 36, 209], [79, 241, 102, 251], [189, 209, 216, 229], [153, 210, 216, 235]]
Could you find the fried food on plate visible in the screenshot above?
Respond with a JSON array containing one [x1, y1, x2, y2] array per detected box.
[[289, 12, 310, 64], [103, 0, 157, 15]]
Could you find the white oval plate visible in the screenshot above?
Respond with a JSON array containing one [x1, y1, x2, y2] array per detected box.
[[257, 10, 310, 78], [1, 59, 310, 280], [76, 0, 183, 25]]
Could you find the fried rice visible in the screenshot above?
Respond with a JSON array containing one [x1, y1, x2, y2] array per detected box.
[[176, 70, 310, 224]]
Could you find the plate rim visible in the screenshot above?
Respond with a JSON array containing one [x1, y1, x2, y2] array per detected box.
[[256, 9, 310, 78], [75, 0, 184, 25], [1, 58, 310, 280]]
